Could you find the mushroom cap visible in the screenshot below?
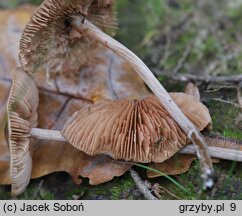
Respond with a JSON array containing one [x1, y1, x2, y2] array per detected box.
[[170, 92, 212, 131], [62, 93, 211, 163], [19, 0, 117, 76], [7, 68, 39, 196]]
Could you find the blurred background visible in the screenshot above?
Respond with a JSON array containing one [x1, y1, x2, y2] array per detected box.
[[2, 0, 242, 77], [1, 0, 242, 200]]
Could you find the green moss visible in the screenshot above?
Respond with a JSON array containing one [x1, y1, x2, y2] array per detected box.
[[18, 186, 55, 200], [110, 175, 136, 200], [0, 0, 42, 8], [223, 129, 242, 140]]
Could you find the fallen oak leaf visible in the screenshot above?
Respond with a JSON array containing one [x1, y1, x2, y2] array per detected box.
[[147, 155, 196, 178], [0, 5, 37, 76]]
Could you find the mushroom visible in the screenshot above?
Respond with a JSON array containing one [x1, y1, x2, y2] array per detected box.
[[18, 0, 215, 187], [28, 93, 242, 163], [61, 95, 187, 163], [19, 0, 117, 79], [7, 67, 39, 196]]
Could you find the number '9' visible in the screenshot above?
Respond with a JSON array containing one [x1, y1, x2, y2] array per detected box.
[[230, 203, 236, 211]]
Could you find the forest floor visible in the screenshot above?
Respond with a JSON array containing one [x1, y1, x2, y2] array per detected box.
[[1, 0, 242, 200]]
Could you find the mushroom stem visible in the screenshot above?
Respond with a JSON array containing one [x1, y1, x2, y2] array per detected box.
[[180, 145, 242, 162], [29, 128, 242, 162], [30, 128, 65, 142], [72, 16, 215, 189]]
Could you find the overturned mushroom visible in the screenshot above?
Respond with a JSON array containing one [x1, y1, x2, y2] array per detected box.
[[62, 95, 188, 163], [19, 0, 215, 187], [7, 68, 39, 196]]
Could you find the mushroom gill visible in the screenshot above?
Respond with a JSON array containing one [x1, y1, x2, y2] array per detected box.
[[19, 0, 117, 77], [62, 93, 211, 163], [7, 68, 39, 196]]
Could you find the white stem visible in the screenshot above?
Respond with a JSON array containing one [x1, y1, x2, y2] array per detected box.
[[29, 128, 242, 162], [180, 145, 242, 162], [30, 128, 66, 142], [72, 17, 215, 188]]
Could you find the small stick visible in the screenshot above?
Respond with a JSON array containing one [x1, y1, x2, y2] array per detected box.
[[153, 70, 242, 85], [129, 168, 158, 200], [72, 16, 215, 189]]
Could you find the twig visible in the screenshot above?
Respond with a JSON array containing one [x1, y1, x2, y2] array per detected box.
[[236, 82, 242, 110], [172, 45, 192, 74], [157, 185, 182, 200], [205, 86, 236, 93], [158, 36, 172, 67], [153, 69, 242, 85], [213, 98, 240, 108], [129, 168, 158, 200], [32, 180, 43, 200]]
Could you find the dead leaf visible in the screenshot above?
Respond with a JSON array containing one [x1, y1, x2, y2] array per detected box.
[[147, 154, 196, 178], [0, 5, 37, 75]]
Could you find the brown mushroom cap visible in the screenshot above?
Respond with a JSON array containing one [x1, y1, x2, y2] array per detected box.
[[19, 0, 117, 76], [7, 68, 39, 196], [62, 93, 211, 163]]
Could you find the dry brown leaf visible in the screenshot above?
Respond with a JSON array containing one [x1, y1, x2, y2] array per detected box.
[[147, 155, 196, 178], [147, 155, 219, 178], [0, 5, 37, 75]]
